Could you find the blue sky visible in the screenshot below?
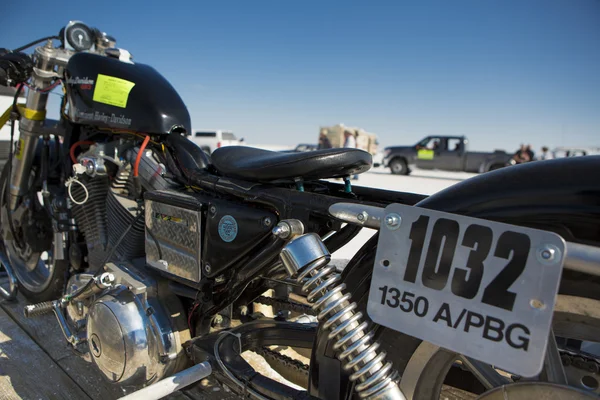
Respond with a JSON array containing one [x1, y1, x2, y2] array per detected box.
[[1, 0, 598, 151]]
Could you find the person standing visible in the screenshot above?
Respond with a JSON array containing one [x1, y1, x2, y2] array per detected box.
[[525, 144, 535, 161], [539, 146, 552, 160], [344, 130, 359, 180], [318, 132, 332, 149]]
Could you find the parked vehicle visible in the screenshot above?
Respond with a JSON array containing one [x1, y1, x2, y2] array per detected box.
[[189, 129, 244, 154], [551, 146, 600, 159], [383, 135, 512, 175], [280, 143, 318, 153], [319, 123, 379, 155], [1, 21, 600, 400]]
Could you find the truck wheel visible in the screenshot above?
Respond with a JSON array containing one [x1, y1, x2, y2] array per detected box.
[[389, 158, 408, 175], [488, 163, 505, 172]]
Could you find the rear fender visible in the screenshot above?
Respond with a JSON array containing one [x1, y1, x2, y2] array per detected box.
[[308, 155, 600, 398]]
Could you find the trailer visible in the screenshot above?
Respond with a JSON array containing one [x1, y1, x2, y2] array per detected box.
[[318, 124, 379, 155]]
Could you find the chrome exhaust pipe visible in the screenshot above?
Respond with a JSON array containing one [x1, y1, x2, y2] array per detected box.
[[117, 361, 213, 400]]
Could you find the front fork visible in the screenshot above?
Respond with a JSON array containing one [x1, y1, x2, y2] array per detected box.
[[8, 42, 53, 210]]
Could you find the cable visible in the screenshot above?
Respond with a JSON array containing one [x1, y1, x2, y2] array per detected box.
[[23, 79, 62, 93], [13, 36, 60, 52], [213, 325, 270, 400], [65, 177, 89, 205], [69, 140, 94, 163], [134, 135, 150, 177], [187, 303, 200, 334]]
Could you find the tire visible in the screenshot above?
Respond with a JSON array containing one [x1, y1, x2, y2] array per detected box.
[[0, 165, 67, 302], [310, 234, 600, 399], [389, 158, 408, 175], [488, 163, 505, 172]]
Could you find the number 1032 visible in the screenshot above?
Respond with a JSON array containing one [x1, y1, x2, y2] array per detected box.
[[397, 215, 530, 312]]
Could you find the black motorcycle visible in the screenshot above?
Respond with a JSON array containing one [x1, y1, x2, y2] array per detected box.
[[1, 20, 600, 400]]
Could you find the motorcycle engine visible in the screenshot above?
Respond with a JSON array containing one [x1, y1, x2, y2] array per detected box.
[[66, 140, 189, 387], [69, 141, 174, 270]]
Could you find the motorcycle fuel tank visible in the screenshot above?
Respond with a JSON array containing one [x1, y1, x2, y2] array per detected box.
[[64, 52, 191, 135]]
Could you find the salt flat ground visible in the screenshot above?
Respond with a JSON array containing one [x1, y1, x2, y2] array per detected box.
[[330, 167, 477, 262]]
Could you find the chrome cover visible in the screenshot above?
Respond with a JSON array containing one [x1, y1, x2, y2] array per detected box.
[[145, 195, 203, 282], [86, 262, 188, 387]]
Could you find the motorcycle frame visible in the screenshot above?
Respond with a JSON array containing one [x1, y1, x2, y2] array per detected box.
[[9, 40, 600, 400]]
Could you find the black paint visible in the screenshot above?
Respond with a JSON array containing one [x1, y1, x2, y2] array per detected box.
[[421, 218, 460, 290], [451, 224, 492, 299], [482, 231, 530, 311]]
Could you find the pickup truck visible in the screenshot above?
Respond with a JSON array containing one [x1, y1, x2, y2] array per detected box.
[[189, 130, 244, 154], [382, 136, 512, 175]]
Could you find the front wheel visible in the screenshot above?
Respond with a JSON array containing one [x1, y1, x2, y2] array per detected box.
[[389, 158, 409, 175], [0, 165, 67, 302]]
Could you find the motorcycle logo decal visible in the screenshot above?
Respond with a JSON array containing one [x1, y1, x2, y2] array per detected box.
[[76, 111, 132, 127], [92, 74, 136, 108], [66, 76, 94, 90], [218, 215, 238, 243]]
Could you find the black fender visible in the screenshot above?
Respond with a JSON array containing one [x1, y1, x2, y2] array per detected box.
[[308, 155, 600, 399]]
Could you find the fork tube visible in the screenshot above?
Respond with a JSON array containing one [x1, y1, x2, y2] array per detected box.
[[8, 43, 53, 210]]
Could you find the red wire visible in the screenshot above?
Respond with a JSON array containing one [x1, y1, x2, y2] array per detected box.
[[69, 140, 94, 163], [134, 135, 150, 177], [23, 79, 62, 93]]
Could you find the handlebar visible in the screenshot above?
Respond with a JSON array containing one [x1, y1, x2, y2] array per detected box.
[[0, 20, 117, 88]]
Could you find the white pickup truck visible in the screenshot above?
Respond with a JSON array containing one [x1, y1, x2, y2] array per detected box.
[[189, 130, 244, 154]]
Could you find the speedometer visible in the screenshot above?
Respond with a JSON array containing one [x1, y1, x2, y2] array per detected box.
[[65, 21, 94, 52]]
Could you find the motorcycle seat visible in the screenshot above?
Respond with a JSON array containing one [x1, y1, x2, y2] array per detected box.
[[210, 146, 372, 181]]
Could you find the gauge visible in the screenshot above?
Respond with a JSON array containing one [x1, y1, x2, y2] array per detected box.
[[65, 22, 94, 52]]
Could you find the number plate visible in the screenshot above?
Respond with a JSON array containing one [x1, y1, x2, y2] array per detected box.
[[367, 203, 566, 377]]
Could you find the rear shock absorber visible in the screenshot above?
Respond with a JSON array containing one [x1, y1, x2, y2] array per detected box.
[[273, 220, 405, 400]]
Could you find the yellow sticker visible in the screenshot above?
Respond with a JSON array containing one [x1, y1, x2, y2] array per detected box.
[[15, 139, 24, 160], [417, 149, 434, 160], [92, 74, 136, 108]]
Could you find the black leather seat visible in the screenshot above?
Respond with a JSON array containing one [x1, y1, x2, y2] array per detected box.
[[211, 146, 372, 181]]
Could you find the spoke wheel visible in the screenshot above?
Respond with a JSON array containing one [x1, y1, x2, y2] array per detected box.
[[0, 166, 66, 302]]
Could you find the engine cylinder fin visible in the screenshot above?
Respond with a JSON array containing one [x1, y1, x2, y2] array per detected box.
[[106, 190, 145, 260], [70, 176, 109, 269]]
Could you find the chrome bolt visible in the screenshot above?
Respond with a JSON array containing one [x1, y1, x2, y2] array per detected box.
[[272, 223, 291, 239], [357, 211, 368, 222], [537, 244, 561, 265], [530, 299, 545, 310], [209, 205, 217, 215], [204, 263, 212, 273], [384, 213, 402, 230], [263, 217, 272, 227]]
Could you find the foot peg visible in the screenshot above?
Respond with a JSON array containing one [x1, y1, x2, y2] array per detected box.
[[0, 250, 18, 301], [23, 300, 55, 317], [24, 299, 86, 346]]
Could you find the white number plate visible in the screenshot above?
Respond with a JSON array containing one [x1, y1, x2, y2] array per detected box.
[[367, 203, 566, 377]]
